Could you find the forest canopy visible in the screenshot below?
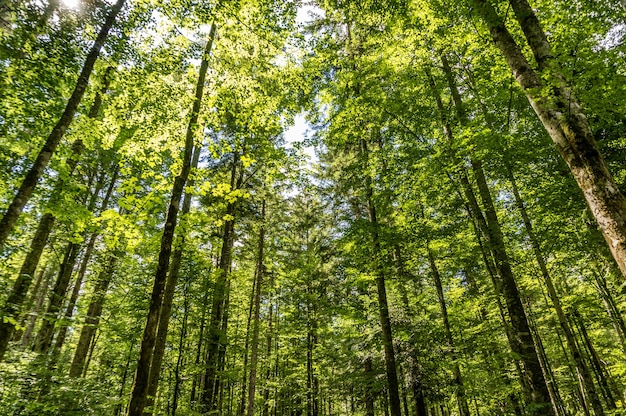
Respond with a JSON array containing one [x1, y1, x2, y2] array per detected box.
[[1, 0, 626, 415]]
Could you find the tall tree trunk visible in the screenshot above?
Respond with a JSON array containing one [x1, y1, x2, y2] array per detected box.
[[190, 267, 212, 405], [127, 23, 215, 416], [115, 342, 135, 416], [21, 264, 54, 348], [237, 264, 257, 416], [525, 298, 567, 416], [471, 159, 553, 414], [504, 159, 604, 414], [0, 0, 125, 250], [471, 0, 626, 280], [69, 252, 118, 377], [363, 357, 376, 416], [427, 64, 551, 414], [360, 138, 402, 416], [262, 280, 275, 416], [12, 263, 47, 342], [145, 142, 202, 411], [215, 279, 231, 413], [201, 152, 241, 414], [247, 200, 265, 416]]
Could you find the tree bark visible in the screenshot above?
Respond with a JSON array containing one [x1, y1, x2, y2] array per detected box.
[[572, 310, 617, 409], [364, 357, 376, 416], [472, 159, 553, 414], [171, 284, 189, 416], [472, 0, 626, 280], [0, 0, 125, 250], [127, 23, 215, 416]]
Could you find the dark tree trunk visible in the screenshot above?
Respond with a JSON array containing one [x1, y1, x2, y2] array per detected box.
[[21, 265, 54, 348], [115, 342, 135, 416], [472, 159, 553, 414], [201, 153, 241, 414], [572, 310, 617, 410], [171, 284, 189, 416], [145, 142, 202, 410], [12, 263, 47, 342], [237, 264, 257, 416], [0, 0, 126, 250], [364, 357, 376, 416], [505, 159, 603, 414], [429, 60, 553, 415], [262, 282, 275, 416], [127, 23, 215, 416], [190, 268, 211, 405]]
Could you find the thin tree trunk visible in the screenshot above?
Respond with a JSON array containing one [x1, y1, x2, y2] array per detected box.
[[431, 59, 553, 414], [472, 0, 626, 280], [115, 342, 135, 416], [21, 265, 54, 348], [215, 279, 231, 413], [472, 159, 553, 414], [171, 284, 189, 416], [190, 268, 211, 405], [201, 153, 241, 414], [572, 310, 617, 409], [127, 23, 216, 416], [504, 159, 603, 414], [247, 201, 265, 416], [360, 138, 402, 416], [262, 281, 275, 416], [593, 270, 626, 357], [364, 357, 376, 416], [238, 265, 257, 416], [83, 327, 99, 377], [425, 242, 470, 416], [12, 263, 47, 342], [525, 298, 567, 416], [145, 142, 202, 410], [0, 0, 125, 250]]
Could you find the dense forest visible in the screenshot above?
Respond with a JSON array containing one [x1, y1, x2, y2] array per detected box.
[[1, 0, 626, 415]]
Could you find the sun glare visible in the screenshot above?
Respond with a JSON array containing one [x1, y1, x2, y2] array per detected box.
[[61, 0, 80, 9]]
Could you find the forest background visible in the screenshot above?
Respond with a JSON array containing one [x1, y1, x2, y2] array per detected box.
[[1, 0, 626, 416]]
